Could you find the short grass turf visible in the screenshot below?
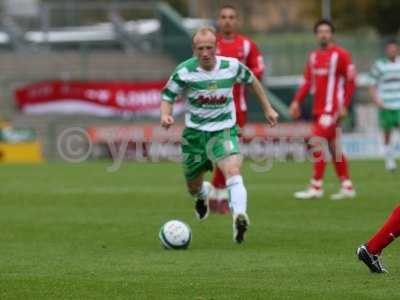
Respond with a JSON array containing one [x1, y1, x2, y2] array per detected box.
[[0, 160, 399, 300]]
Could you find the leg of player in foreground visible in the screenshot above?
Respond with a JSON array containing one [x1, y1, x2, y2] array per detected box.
[[209, 110, 247, 215], [356, 205, 400, 273], [186, 172, 212, 221], [217, 154, 249, 243], [209, 111, 247, 215], [184, 154, 249, 243], [180, 124, 243, 227]]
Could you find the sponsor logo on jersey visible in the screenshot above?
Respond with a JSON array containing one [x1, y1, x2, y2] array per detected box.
[[198, 95, 228, 105]]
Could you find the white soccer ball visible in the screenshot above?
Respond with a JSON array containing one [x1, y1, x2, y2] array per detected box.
[[159, 220, 192, 250]]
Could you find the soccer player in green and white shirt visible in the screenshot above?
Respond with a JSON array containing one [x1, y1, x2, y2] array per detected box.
[[369, 39, 400, 171], [160, 27, 278, 243]]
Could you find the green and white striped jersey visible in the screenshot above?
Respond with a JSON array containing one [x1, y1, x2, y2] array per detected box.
[[370, 56, 400, 109], [161, 56, 254, 131]]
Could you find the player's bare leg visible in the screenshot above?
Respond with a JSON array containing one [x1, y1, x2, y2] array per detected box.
[[186, 172, 212, 221], [217, 154, 249, 243], [329, 137, 356, 200]]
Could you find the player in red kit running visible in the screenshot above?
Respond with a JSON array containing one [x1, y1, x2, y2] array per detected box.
[[208, 4, 265, 214], [289, 19, 357, 200]]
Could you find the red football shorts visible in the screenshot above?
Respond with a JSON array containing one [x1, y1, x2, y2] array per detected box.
[[312, 114, 340, 141]]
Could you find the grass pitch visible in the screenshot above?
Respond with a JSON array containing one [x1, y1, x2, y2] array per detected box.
[[0, 160, 399, 299]]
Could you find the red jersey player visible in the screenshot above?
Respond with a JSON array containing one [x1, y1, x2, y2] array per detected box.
[[289, 19, 356, 200], [208, 4, 265, 214]]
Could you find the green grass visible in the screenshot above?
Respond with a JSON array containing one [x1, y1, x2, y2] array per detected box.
[[0, 160, 399, 299]]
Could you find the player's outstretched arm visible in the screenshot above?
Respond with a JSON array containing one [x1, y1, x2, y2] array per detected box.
[[249, 77, 279, 127], [160, 101, 175, 129]]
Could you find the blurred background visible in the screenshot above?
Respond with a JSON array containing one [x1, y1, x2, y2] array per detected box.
[[0, 0, 399, 163]]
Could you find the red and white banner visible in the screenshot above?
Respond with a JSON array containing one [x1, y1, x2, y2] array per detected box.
[[14, 80, 183, 118]]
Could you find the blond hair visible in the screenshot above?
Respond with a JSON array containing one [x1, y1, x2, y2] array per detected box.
[[192, 26, 216, 45]]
